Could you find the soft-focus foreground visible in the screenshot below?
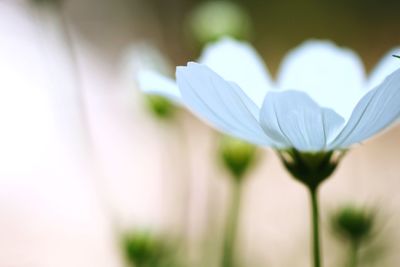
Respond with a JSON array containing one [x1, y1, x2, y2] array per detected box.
[[1, 1, 400, 267]]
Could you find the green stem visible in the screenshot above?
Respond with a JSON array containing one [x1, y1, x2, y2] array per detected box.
[[348, 241, 359, 267], [309, 187, 322, 267], [222, 180, 243, 267]]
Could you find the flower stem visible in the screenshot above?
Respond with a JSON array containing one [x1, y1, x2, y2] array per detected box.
[[348, 241, 359, 267], [309, 187, 322, 267], [222, 180, 243, 267]]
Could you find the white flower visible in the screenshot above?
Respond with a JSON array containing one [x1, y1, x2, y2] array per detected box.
[[137, 38, 400, 152]]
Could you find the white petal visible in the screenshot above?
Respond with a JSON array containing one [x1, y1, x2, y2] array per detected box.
[[198, 37, 273, 107], [176, 62, 272, 146], [277, 40, 365, 120], [260, 90, 345, 151], [329, 68, 400, 149], [367, 47, 400, 90], [137, 70, 181, 103]]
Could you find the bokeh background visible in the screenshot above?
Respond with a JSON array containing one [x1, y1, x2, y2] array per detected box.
[[1, 0, 400, 266]]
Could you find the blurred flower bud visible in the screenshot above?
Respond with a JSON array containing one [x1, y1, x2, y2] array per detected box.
[[277, 149, 345, 190], [219, 135, 257, 180], [121, 230, 178, 267], [145, 94, 175, 120], [187, 1, 252, 46], [331, 205, 375, 243]]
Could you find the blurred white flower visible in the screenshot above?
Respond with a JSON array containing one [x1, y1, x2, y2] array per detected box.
[[135, 38, 272, 105], [126, 42, 181, 104], [139, 38, 400, 152]]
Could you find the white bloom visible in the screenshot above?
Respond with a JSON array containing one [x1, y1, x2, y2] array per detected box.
[[137, 38, 400, 152]]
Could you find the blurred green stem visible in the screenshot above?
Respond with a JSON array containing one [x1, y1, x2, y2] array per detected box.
[[309, 187, 321, 267], [348, 241, 359, 267], [222, 180, 243, 267]]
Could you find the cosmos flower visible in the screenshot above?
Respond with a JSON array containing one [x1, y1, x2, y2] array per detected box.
[[138, 38, 400, 152], [136, 39, 400, 267]]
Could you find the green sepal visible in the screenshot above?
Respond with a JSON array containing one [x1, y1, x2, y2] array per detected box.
[[277, 149, 345, 190]]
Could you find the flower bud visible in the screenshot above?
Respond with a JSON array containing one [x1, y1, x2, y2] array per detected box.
[[187, 1, 252, 46], [219, 135, 257, 180], [277, 149, 345, 190], [331, 205, 375, 243], [145, 94, 175, 120], [121, 230, 177, 267]]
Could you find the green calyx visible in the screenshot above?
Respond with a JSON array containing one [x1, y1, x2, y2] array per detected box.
[[277, 149, 345, 190], [145, 95, 175, 119], [219, 135, 257, 180], [331, 205, 375, 243]]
